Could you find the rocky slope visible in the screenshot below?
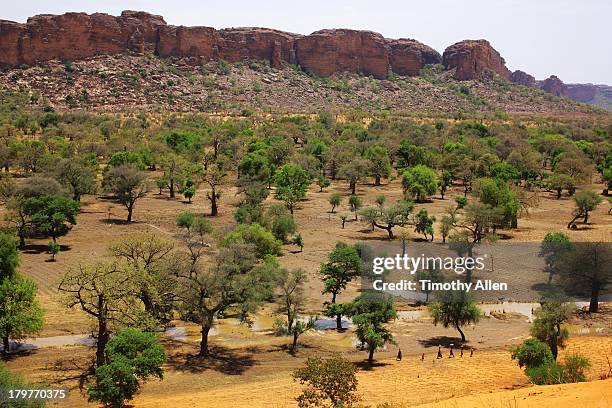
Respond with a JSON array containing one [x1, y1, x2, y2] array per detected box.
[[1, 10, 609, 110], [0, 53, 598, 116]]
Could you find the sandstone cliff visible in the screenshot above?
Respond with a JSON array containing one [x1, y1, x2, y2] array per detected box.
[[0, 10, 445, 79]]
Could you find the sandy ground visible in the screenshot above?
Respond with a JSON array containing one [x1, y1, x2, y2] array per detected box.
[[1, 173, 610, 407]]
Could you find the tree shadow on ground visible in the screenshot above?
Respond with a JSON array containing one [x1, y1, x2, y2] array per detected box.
[[166, 344, 258, 375], [355, 360, 392, 371], [99, 218, 131, 225], [23, 243, 71, 254], [46, 355, 95, 391], [418, 336, 471, 348]]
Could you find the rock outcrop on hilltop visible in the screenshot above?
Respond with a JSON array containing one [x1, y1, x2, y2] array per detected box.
[[564, 84, 598, 102], [388, 38, 442, 76], [442, 40, 511, 80], [0, 10, 445, 79], [510, 70, 536, 87], [540, 75, 567, 96]]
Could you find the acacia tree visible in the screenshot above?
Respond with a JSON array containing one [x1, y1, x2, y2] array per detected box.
[[104, 165, 148, 223], [202, 161, 227, 216], [159, 153, 195, 199], [329, 193, 342, 213], [320, 243, 362, 330], [54, 158, 97, 201], [567, 190, 602, 228], [59, 261, 140, 367], [428, 290, 480, 342], [338, 157, 369, 195], [360, 200, 413, 239], [346, 291, 397, 365]]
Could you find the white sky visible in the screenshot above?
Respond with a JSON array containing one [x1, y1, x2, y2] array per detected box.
[[3, 0, 611, 84]]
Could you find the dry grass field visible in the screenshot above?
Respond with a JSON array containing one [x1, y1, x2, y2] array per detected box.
[[2, 171, 611, 407]]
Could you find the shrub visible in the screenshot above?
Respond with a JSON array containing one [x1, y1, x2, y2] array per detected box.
[[526, 361, 566, 385], [563, 353, 590, 383], [511, 338, 553, 369]]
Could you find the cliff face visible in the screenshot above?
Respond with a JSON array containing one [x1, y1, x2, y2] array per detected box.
[[442, 40, 510, 80], [0, 10, 445, 79]]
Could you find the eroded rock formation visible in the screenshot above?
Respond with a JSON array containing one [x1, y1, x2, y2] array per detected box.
[[540, 75, 567, 97], [442, 40, 510, 80], [510, 70, 536, 87], [0, 10, 445, 79]]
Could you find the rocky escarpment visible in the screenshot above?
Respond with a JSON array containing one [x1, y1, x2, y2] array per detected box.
[[0, 10, 444, 79], [442, 40, 510, 80], [509, 70, 536, 87], [540, 75, 567, 97]]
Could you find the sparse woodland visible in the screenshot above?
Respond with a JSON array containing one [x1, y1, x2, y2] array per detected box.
[[0, 86, 610, 407]]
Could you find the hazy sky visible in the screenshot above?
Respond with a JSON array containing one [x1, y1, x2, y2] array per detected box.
[[3, 0, 611, 84]]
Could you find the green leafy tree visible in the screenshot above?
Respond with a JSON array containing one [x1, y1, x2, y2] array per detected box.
[[346, 291, 397, 364], [264, 204, 297, 243], [47, 240, 60, 261], [320, 243, 362, 330], [0, 233, 19, 281], [276, 268, 306, 333], [292, 233, 304, 252], [202, 160, 227, 216], [103, 165, 148, 223], [338, 157, 369, 195], [175, 242, 275, 356], [530, 302, 574, 360], [428, 291, 480, 342], [511, 338, 554, 369], [159, 153, 195, 199], [361, 200, 413, 239], [364, 145, 391, 185], [547, 174, 576, 199], [329, 193, 342, 213], [402, 165, 438, 202], [472, 177, 520, 229], [88, 328, 166, 408], [274, 164, 311, 214], [567, 190, 602, 228], [221, 223, 282, 258], [290, 317, 316, 353], [0, 274, 44, 353], [348, 195, 362, 221], [489, 162, 519, 183], [316, 175, 331, 192], [24, 195, 79, 243], [414, 208, 436, 241], [439, 169, 453, 199], [54, 158, 97, 201], [293, 355, 359, 408]]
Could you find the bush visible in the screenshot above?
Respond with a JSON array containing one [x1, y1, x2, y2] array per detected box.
[[221, 223, 281, 258], [455, 196, 468, 209], [563, 353, 590, 383], [511, 338, 553, 369], [526, 361, 566, 385], [0, 362, 45, 407]]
